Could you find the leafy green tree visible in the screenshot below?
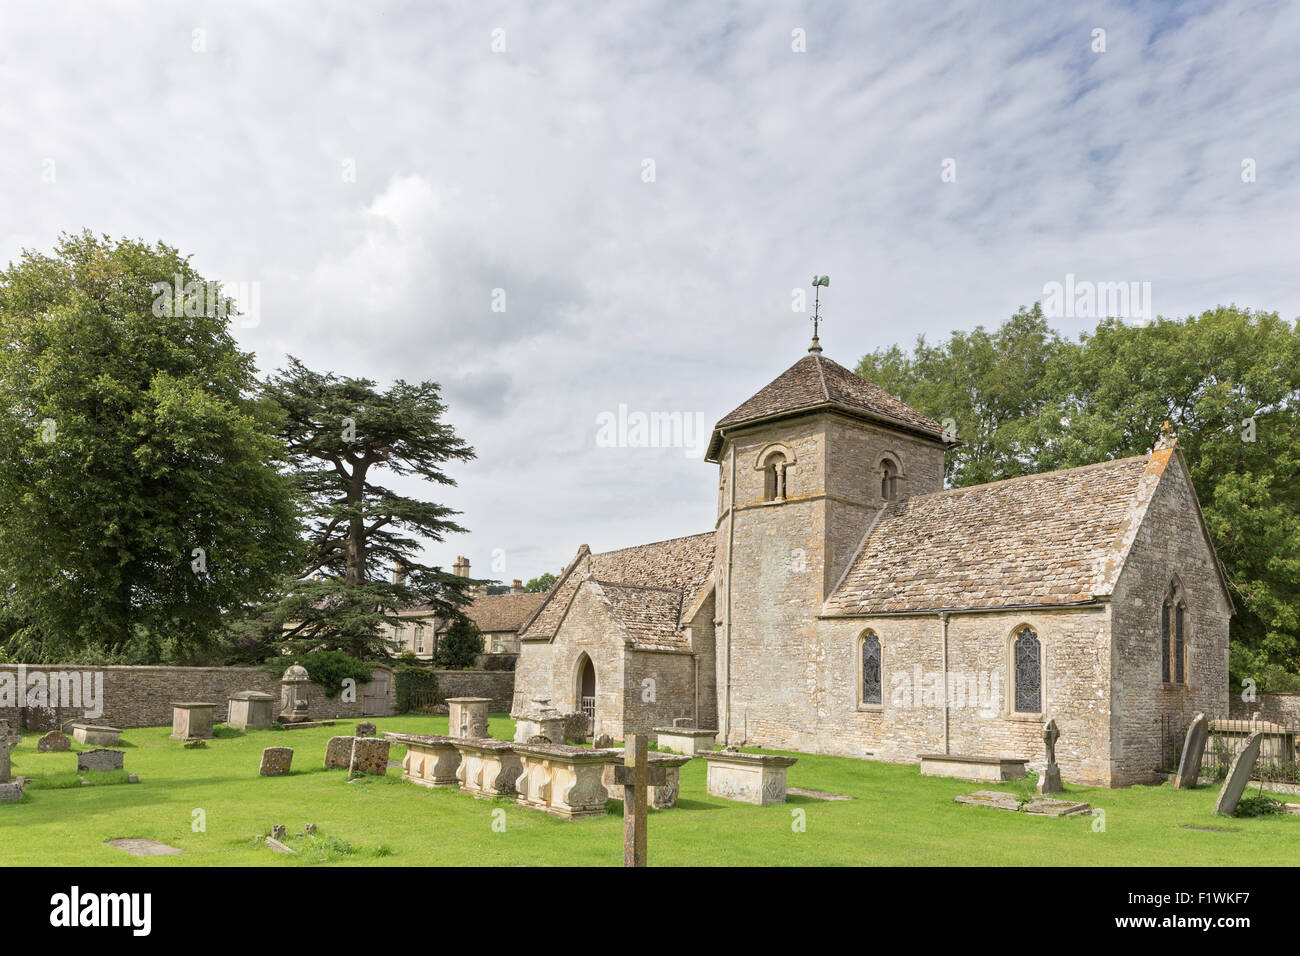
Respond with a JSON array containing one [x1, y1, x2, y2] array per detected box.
[[856, 305, 1070, 486], [524, 572, 558, 593], [434, 614, 484, 669], [0, 232, 301, 662], [856, 305, 1300, 687], [258, 358, 477, 659], [1033, 308, 1300, 689]]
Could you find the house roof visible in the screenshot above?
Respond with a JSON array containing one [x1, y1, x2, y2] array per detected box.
[[519, 531, 715, 646], [823, 453, 1166, 615], [706, 352, 947, 460], [460, 591, 546, 633]]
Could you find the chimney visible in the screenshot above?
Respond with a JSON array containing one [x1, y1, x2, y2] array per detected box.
[[510, 579, 525, 595], [392, 561, 407, 585], [453, 556, 470, 578]]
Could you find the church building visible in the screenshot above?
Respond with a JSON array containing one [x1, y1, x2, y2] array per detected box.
[[512, 336, 1232, 787]]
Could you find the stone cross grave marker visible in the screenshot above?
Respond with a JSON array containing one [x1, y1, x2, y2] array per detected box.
[[1037, 718, 1063, 795], [1174, 712, 1208, 789], [1213, 731, 1263, 816], [612, 733, 667, 867]]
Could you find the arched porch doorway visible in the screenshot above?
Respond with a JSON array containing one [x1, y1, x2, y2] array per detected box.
[[577, 654, 596, 729]]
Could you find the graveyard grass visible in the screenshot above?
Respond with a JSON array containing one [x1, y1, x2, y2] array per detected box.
[[4, 715, 1300, 866]]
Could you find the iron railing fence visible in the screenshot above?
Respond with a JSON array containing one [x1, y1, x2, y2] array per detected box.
[[1160, 713, 1300, 784]]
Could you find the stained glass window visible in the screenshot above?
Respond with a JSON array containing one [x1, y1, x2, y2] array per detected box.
[[861, 632, 881, 706], [1160, 601, 1171, 683], [1175, 602, 1186, 684], [1013, 627, 1041, 713]]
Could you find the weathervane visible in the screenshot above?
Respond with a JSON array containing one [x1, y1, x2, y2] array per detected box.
[[809, 275, 829, 353]]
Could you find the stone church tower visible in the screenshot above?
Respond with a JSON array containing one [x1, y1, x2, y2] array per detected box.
[[705, 339, 951, 746]]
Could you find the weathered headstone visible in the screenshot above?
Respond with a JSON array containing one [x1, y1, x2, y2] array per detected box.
[[37, 730, 71, 752], [71, 724, 122, 746], [1213, 731, 1263, 815], [561, 712, 589, 744], [0, 719, 19, 746], [324, 736, 356, 769], [77, 749, 125, 773], [349, 737, 390, 776], [355, 721, 377, 738], [447, 697, 490, 739], [1174, 712, 1209, 789], [0, 740, 10, 782], [1036, 718, 1063, 795], [227, 690, 276, 730], [169, 702, 216, 740], [0, 743, 20, 803], [593, 733, 613, 749], [259, 746, 293, 777]]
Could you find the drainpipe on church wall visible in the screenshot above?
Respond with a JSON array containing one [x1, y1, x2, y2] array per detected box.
[[723, 441, 737, 743], [940, 611, 950, 755]]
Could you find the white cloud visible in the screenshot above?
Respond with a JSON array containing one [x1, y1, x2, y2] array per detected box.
[[3, 0, 1298, 580]]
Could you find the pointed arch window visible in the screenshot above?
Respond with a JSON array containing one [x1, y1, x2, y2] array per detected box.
[[1162, 580, 1187, 684], [1012, 626, 1041, 714], [860, 631, 882, 706]]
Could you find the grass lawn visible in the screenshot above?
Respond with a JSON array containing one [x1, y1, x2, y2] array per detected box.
[[4, 714, 1299, 866]]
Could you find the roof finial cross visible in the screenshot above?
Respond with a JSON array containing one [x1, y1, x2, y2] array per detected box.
[[809, 275, 829, 353]]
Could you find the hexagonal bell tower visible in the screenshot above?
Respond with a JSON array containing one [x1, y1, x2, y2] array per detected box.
[[705, 336, 949, 747]]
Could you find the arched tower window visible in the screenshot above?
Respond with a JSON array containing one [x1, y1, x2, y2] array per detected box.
[[1162, 580, 1187, 684], [880, 459, 899, 501], [860, 631, 882, 706], [764, 454, 785, 500], [1012, 626, 1041, 713]]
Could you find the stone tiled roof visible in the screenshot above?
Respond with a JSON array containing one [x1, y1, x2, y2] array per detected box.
[[707, 352, 946, 460], [592, 580, 687, 650], [824, 455, 1159, 614], [519, 532, 715, 643], [460, 592, 546, 634]]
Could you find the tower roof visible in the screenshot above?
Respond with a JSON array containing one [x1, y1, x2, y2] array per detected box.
[[705, 352, 946, 461]]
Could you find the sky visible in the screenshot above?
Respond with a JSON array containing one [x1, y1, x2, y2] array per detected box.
[[2, 0, 1298, 584]]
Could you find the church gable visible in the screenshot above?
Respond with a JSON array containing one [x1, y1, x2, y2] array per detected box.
[[519, 532, 714, 642]]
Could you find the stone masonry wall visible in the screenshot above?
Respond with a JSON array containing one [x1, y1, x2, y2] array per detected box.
[[0, 664, 396, 730], [1109, 453, 1231, 785], [433, 669, 515, 711], [511, 578, 627, 738], [1229, 693, 1300, 722], [775, 606, 1114, 786], [622, 648, 696, 736]]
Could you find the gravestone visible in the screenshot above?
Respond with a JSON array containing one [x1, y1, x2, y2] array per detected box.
[[227, 691, 276, 730], [594, 733, 613, 749], [447, 697, 490, 740], [278, 665, 312, 723], [259, 746, 294, 777], [0, 742, 20, 804], [169, 702, 216, 740], [0, 719, 19, 746], [72, 724, 122, 746], [38, 730, 71, 752], [1174, 712, 1209, 789], [324, 736, 356, 770], [349, 737, 390, 776], [615, 733, 656, 867], [561, 712, 589, 744], [1036, 718, 1063, 795], [1213, 731, 1263, 816], [355, 721, 377, 738], [78, 749, 125, 773]]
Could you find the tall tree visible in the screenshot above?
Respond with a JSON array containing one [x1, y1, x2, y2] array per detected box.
[[524, 572, 557, 593], [258, 358, 477, 658], [0, 232, 301, 662], [855, 305, 1071, 486]]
